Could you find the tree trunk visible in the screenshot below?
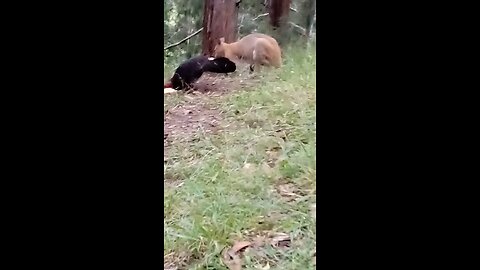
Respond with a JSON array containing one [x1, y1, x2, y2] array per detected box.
[[268, 0, 290, 29], [202, 0, 239, 56]]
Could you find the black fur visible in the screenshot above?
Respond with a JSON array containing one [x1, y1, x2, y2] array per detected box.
[[202, 57, 236, 73], [170, 56, 236, 90]]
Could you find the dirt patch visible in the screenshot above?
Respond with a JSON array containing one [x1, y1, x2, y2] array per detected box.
[[164, 100, 221, 147], [192, 70, 259, 94], [164, 72, 259, 149]]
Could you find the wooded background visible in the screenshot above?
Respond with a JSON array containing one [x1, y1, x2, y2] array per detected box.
[[164, 0, 316, 63]]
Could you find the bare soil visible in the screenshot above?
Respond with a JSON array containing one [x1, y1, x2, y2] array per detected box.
[[164, 71, 259, 149]]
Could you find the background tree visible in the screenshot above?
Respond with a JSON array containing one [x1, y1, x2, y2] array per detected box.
[[268, 0, 291, 29], [201, 0, 240, 56], [164, 0, 315, 65]]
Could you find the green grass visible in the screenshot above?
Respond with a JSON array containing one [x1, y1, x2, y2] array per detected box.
[[164, 45, 316, 270]]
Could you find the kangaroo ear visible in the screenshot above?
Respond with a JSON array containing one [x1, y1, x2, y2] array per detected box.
[[219, 37, 225, 44]]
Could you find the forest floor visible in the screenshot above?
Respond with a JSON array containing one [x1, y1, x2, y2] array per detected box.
[[164, 47, 316, 270]]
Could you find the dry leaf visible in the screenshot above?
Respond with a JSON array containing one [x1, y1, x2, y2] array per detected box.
[[222, 250, 242, 270], [271, 233, 291, 248], [164, 88, 176, 94], [222, 241, 252, 270], [277, 184, 301, 198], [228, 241, 252, 256]]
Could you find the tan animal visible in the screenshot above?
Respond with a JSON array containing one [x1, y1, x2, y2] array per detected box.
[[214, 33, 282, 72]]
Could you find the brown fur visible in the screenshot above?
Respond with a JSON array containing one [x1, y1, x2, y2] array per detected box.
[[214, 33, 282, 71]]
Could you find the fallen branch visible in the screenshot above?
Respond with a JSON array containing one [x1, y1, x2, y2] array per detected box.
[[253, 7, 295, 22], [238, 14, 246, 34], [164, 28, 203, 50], [288, 22, 306, 36], [253, 13, 269, 21]]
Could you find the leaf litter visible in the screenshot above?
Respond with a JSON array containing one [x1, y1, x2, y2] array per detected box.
[[221, 230, 295, 269]]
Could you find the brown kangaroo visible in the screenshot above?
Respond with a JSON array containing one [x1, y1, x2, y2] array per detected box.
[[214, 33, 282, 72]]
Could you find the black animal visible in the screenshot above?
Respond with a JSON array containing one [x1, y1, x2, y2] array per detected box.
[[164, 55, 236, 90]]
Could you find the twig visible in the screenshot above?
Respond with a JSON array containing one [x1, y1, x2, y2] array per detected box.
[[253, 13, 269, 21], [254, 7, 295, 22], [164, 28, 203, 50], [238, 14, 245, 34], [288, 22, 306, 35]]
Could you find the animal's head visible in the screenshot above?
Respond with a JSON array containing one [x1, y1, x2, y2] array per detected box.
[[213, 57, 236, 73], [223, 58, 236, 73], [170, 73, 184, 90], [214, 37, 227, 58]]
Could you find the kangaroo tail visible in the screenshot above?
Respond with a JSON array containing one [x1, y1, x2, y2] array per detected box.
[[202, 57, 236, 73]]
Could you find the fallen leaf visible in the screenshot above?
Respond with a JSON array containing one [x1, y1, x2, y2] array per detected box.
[[271, 233, 291, 248], [222, 249, 242, 270], [276, 184, 301, 198], [222, 241, 252, 270], [228, 241, 252, 257]]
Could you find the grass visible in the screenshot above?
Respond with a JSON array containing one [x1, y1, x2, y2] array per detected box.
[[164, 44, 316, 270]]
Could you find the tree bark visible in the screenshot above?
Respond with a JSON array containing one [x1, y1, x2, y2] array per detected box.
[[268, 0, 291, 29], [201, 0, 239, 56]]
